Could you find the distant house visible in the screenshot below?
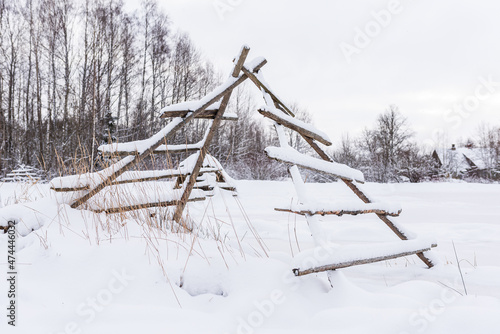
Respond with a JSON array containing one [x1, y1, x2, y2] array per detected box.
[[432, 144, 496, 179]]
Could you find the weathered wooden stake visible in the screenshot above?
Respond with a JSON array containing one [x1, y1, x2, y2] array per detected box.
[[172, 46, 251, 229]]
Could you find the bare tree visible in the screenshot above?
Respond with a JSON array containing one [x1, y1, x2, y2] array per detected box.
[[333, 133, 359, 169], [476, 123, 500, 171], [358, 105, 415, 182]]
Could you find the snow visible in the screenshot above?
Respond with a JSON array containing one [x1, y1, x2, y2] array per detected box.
[[156, 142, 204, 153], [265, 145, 365, 183], [0, 197, 60, 236], [1, 180, 500, 333], [244, 56, 266, 71]]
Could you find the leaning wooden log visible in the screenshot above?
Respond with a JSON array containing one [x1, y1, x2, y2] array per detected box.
[[258, 107, 332, 146], [274, 207, 401, 217], [232, 45, 250, 77], [172, 46, 252, 226], [293, 243, 437, 276], [95, 196, 206, 215]]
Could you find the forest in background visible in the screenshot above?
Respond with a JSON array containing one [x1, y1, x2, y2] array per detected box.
[[1, 0, 499, 183]]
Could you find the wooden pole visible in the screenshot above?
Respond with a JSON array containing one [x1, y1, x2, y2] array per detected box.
[[97, 196, 206, 215], [293, 244, 437, 276], [275, 207, 401, 217], [171, 46, 250, 229]]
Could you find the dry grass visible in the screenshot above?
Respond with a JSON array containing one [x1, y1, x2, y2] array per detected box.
[[46, 147, 270, 290]]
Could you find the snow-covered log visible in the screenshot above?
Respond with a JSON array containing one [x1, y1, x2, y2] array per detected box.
[[275, 200, 402, 217], [265, 146, 365, 183], [293, 238, 437, 276], [50, 167, 220, 192]]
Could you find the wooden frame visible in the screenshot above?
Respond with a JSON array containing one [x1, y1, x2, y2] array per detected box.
[[54, 45, 436, 272]]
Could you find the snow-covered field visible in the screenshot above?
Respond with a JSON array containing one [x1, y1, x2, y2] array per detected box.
[[1, 179, 499, 333]]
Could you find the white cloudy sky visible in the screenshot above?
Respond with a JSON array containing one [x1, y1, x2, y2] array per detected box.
[[130, 0, 500, 149]]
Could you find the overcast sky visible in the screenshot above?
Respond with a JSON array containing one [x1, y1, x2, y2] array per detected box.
[[130, 0, 500, 150]]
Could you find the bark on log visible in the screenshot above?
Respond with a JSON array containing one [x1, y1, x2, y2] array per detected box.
[[51, 185, 90, 192], [275, 207, 401, 217], [95, 196, 205, 214], [293, 244, 437, 276]]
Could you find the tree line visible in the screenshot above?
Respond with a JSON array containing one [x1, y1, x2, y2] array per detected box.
[[0, 0, 219, 175], [331, 105, 500, 183], [1, 0, 499, 183]]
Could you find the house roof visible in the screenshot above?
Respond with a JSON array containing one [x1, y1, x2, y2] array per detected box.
[[433, 147, 486, 172]]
